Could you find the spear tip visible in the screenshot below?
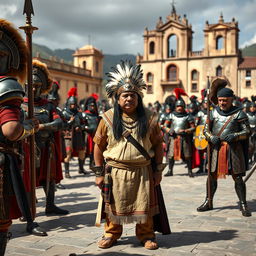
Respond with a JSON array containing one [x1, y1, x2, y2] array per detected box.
[[23, 0, 35, 16]]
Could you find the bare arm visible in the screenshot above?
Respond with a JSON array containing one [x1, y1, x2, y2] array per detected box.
[[2, 121, 23, 141]]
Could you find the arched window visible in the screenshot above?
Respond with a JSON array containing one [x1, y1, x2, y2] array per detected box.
[[147, 72, 153, 83], [216, 36, 224, 50], [82, 61, 86, 69], [191, 70, 199, 81], [168, 34, 177, 57], [167, 65, 177, 81], [191, 70, 199, 91], [149, 41, 155, 54], [216, 65, 222, 76]]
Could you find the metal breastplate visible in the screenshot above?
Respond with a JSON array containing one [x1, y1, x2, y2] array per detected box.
[[211, 109, 241, 136], [171, 114, 189, 133], [84, 113, 99, 133], [34, 105, 51, 141], [197, 111, 207, 125], [248, 113, 256, 130]]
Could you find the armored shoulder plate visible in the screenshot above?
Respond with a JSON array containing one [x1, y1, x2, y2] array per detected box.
[[0, 76, 25, 103]]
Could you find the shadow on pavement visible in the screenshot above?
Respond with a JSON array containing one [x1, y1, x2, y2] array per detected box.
[[213, 199, 256, 213]]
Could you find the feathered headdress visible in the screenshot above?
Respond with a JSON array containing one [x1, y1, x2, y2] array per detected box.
[[67, 87, 77, 98], [105, 61, 146, 98], [173, 88, 188, 108], [0, 19, 28, 83], [32, 60, 52, 94], [173, 88, 188, 99]]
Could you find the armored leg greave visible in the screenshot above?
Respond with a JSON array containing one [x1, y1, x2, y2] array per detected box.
[[44, 181, 69, 215], [234, 176, 251, 217], [186, 158, 194, 178], [197, 177, 218, 212], [64, 162, 71, 178], [78, 159, 87, 175], [164, 158, 174, 176]]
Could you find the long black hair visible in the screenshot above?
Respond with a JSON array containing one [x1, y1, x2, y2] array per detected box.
[[113, 94, 148, 140]]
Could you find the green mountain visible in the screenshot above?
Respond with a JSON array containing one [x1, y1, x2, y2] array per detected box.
[[241, 43, 256, 57], [32, 43, 136, 80]]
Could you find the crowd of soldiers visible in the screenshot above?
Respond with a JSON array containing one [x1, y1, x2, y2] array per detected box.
[[0, 17, 256, 254], [149, 90, 256, 178]]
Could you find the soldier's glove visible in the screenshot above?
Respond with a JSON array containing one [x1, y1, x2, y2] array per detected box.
[[210, 135, 220, 145], [221, 134, 237, 143]]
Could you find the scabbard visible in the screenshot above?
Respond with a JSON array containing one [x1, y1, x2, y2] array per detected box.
[[244, 162, 256, 183], [45, 142, 53, 196], [95, 193, 103, 227], [8, 154, 33, 222]]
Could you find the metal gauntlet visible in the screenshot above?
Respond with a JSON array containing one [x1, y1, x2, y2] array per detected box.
[[42, 118, 63, 131], [18, 120, 35, 140]]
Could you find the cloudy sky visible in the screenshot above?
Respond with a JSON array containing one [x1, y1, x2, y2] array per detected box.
[[2, 0, 256, 54]]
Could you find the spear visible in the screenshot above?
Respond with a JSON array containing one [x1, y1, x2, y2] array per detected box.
[[206, 76, 212, 208], [20, 0, 38, 220]]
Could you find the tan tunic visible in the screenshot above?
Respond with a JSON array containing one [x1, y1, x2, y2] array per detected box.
[[93, 108, 163, 224]]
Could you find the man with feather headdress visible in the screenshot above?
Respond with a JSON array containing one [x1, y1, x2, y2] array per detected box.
[[93, 61, 169, 250], [161, 88, 195, 177]]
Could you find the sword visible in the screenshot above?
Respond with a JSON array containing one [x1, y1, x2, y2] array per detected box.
[[244, 162, 256, 183]]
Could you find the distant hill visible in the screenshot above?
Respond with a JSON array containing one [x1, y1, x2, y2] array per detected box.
[[241, 43, 256, 57], [32, 43, 136, 80]]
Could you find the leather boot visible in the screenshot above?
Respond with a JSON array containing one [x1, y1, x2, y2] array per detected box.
[[64, 162, 72, 178], [44, 181, 69, 215], [187, 158, 194, 178], [164, 158, 174, 176], [78, 159, 87, 174], [234, 176, 251, 217], [0, 231, 9, 256], [197, 177, 217, 211], [26, 222, 48, 236], [89, 154, 94, 168]]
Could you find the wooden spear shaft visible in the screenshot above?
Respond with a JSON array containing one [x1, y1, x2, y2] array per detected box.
[[20, 0, 38, 220], [206, 76, 212, 206]]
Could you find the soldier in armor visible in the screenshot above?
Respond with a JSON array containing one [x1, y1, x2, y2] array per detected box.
[[161, 88, 195, 177], [195, 98, 208, 174], [82, 95, 101, 169], [248, 101, 256, 164], [23, 60, 69, 216], [47, 81, 66, 189], [0, 19, 47, 254], [62, 88, 86, 177], [197, 77, 251, 217]]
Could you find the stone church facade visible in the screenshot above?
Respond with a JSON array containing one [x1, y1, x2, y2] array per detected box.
[[137, 5, 256, 104]]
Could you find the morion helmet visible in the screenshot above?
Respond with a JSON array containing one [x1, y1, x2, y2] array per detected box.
[[174, 88, 188, 108], [105, 61, 146, 98], [32, 60, 52, 95]]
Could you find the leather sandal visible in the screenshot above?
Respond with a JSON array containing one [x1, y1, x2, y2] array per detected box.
[[142, 239, 159, 250], [98, 236, 117, 249]]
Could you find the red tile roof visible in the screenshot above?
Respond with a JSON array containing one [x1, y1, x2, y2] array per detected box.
[[239, 57, 256, 69]]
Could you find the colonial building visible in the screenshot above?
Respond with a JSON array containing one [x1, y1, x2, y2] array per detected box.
[[137, 5, 255, 104], [34, 44, 103, 107]]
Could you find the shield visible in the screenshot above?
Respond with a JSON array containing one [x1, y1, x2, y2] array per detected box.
[[194, 125, 208, 150]]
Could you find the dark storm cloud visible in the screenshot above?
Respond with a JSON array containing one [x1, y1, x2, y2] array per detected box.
[[3, 0, 256, 54]]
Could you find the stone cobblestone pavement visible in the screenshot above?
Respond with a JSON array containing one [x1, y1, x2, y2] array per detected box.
[[6, 160, 256, 256]]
